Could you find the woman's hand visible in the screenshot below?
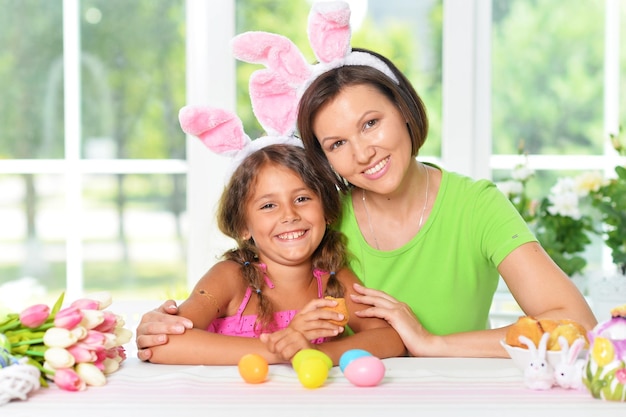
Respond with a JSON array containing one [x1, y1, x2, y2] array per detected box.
[[135, 300, 193, 361], [350, 283, 433, 356]]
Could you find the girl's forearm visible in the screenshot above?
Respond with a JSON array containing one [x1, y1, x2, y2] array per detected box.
[[148, 328, 283, 365], [318, 328, 406, 364]]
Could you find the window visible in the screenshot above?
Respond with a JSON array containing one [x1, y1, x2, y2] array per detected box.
[[1, 0, 623, 316]]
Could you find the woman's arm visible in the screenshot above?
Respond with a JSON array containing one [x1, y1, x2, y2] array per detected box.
[[352, 242, 597, 358]]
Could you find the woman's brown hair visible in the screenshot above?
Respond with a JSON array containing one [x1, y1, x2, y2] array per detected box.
[[297, 48, 429, 192]]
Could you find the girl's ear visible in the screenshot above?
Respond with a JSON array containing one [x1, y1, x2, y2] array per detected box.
[[240, 229, 251, 241]]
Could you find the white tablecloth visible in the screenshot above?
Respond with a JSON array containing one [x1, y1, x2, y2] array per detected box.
[[4, 357, 625, 417]]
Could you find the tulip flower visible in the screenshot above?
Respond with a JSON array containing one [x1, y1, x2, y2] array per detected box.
[[44, 347, 76, 369], [70, 325, 88, 341], [54, 306, 83, 329], [70, 299, 99, 310], [81, 330, 107, 351], [86, 291, 113, 310], [53, 368, 86, 391], [93, 311, 118, 333], [43, 327, 78, 348], [80, 310, 105, 330], [19, 304, 50, 328], [67, 344, 97, 363], [102, 357, 120, 374], [76, 362, 106, 386], [114, 327, 133, 346]]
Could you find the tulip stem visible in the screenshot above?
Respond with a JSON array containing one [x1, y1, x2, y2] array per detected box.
[[11, 337, 45, 347], [24, 349, 46, 357]]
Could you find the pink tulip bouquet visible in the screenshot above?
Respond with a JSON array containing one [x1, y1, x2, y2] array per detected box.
[[0, 291, 131, 402]]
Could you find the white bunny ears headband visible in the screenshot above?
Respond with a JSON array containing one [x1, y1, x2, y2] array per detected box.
[[178, 1, 398, 178]]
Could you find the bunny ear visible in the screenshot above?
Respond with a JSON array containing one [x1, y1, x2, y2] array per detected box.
[[231, 31, 311, 136], [518, 335, 537, 354], [232, 31, 311, 86], [308, 0, 351, 63], [249, 70, 299, 137], [568, 338, 585, 363], [178, 105, 250, 156], [537, 332, 550, 356]]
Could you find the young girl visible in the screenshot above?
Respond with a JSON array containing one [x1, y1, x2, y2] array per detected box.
[[147, 130, 404, 365]]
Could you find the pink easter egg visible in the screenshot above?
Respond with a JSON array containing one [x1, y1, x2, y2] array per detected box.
[[343, 356, 385, 387]]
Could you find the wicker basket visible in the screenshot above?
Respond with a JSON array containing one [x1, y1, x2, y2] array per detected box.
[[0, 363, 41, 406]]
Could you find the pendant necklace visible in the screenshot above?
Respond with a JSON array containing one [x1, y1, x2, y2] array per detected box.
[[361, 163, 430, 250]]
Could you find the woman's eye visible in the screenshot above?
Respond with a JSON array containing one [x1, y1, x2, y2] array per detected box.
[[330, 139, 345, 150], [364, 119, 377, 130]]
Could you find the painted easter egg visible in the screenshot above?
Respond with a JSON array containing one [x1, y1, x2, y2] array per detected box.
[[296, 356, 329, 389], [238, 353, 269, 384], [343, 355, 385, 387], [292, 349, 332, 372], [339, 349, 372, 372]]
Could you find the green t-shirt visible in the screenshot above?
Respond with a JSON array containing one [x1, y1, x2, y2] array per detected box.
[[337, 165, 537, 335]]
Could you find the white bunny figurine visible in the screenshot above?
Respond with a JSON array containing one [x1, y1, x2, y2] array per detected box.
[[553, 336, 586, 390], [518, 332, 555, 390]]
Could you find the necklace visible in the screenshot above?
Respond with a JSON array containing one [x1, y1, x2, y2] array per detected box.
[[361, 163, 430, 250]]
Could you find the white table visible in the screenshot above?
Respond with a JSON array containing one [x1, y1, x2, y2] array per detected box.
[[3, 357, 625, 417]]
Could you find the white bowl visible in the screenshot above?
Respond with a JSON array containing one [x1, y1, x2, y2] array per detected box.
[[499, 340, 586, 370]]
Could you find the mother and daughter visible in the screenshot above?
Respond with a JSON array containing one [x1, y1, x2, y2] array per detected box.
[[139, 1, 596, 364]]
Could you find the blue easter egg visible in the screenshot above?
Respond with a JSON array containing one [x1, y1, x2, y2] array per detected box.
[[339, 349, 372, 373]]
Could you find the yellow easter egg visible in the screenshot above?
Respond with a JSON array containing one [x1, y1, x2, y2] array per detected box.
[[591, 337, 615, 367], [292, 349, 332, 372], [297, 357, 329, 389]]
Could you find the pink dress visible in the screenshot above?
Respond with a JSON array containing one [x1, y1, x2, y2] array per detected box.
[[207, 269, 330, 343]]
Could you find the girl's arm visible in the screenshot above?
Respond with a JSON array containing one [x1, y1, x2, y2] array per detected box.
[[149, 261, 286, 365], [261, 268, 406, 364], [149, 329, 284, 365]]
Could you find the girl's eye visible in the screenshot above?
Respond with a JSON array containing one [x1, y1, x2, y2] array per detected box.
[[295, 195, 313, 204], [260, 203, 275, 210]]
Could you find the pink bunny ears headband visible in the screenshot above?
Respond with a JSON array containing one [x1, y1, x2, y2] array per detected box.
[[178, 1, 397, 178], [231, 1, 399, 137]]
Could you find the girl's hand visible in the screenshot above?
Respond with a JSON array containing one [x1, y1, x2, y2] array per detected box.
[[350, 283, 433, 356], [260, 328, 313, 362], [135, 300, 193, 361], [287, 298, 345, 341]]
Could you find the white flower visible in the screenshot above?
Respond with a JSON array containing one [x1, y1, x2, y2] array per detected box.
[[44, 347, 76, 369], [43, 327, 78, 348], [574, 171, 606, 196], [511, 164, 534, 181], [496, 180, 524, 198], [550, 177, 577, 196], [85, 291, 113, 310], [76, 362, 107, 386], [114, 327, 133, 346], [80, 309, 105, 329], [547, 191, 582, 220]]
